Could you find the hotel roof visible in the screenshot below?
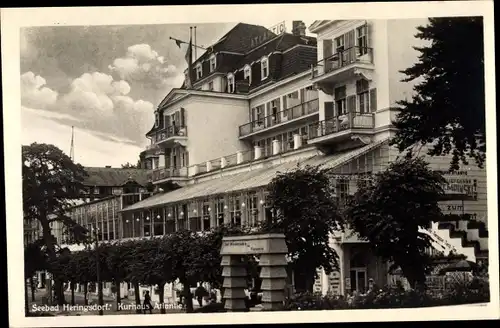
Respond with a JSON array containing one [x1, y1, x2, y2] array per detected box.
[[121, 139, 388, 212], [83, 167, 150, 187]]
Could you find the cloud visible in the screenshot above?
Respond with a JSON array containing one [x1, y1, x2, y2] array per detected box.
[[21, 72, 58, 109], [21, 107, 144, 167], [21, 71, 155, 147], [109, 43, 182, 90]]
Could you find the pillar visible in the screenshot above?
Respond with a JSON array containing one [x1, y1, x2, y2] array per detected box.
[[206, 161, 212, 172], [254, 146, 262, 160], [221, 157, 227, 168], [272, 140, 280, 155], [158, 153, 165, 168], [258, 236, 288, 311], [236, 151, 244, 164], [293, 134, 302, 150], [221, 255, 248, 312], [191, 165, 199, 176]]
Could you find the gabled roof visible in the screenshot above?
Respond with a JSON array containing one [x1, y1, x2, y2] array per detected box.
[[83, 167, 150, 187]]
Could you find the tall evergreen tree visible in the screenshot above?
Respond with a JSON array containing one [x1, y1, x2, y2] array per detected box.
[[391, 17, 485, 171]]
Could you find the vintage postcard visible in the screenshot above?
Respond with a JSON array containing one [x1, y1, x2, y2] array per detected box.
[[2, 1, 498, 327]]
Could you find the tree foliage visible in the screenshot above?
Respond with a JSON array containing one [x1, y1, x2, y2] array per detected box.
[[121, 162, 138, 169], [344, 157, 446, 289], [391, 17, 485, 171], [263, 165, 344, 291], [23, 143, 89, 304]]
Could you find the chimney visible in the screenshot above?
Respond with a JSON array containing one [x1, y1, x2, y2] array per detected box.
[[292, 21, 307, 37]]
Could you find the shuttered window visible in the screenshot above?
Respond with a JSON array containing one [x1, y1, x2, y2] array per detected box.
[[356, 79, 370, 114], [324, 102, 335, 120], [369, 88, 377, 112], [180, 108, 185, 127], [356, 24, 368, 55], [347, 95, 356, 114], [334, 86, 347, 115]]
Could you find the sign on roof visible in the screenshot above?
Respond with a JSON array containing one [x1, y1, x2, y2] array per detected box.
[[269, 21, 286, 35]]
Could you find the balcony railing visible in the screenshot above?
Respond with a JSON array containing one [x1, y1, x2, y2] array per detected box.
[[150, 167, 189, 182], [311, 46, 374, 79], [239, 98, 319, 137], [309, 113, 374, 139], [154, 126, 187, 143]]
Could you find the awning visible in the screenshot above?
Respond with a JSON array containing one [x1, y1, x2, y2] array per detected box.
[[120, 159, 308, 212], [121, 138, 389, 213]]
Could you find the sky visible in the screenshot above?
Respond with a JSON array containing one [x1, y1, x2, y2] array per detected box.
[[20, 20, 314, 167]]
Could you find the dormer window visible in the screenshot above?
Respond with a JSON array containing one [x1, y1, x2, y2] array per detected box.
[[209, 54, 217, 72], [227, 73, 235, 93], [195, 63, 203, 80], [261, 56, 269, 80], [244, 64, 252, 84]]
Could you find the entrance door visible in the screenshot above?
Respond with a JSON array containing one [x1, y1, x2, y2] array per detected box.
[[349, 267, 367, 293]]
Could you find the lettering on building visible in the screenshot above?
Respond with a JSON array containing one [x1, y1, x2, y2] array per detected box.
[[269, 21, 286, 35], [436, 170, 478, 199]]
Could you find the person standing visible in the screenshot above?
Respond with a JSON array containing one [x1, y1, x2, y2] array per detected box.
[[143, 290, 153, 314], [194, 284, 208, 307]]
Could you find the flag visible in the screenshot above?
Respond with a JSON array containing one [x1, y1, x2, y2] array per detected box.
[[175, 39, 183, 48], [184, 35, 193, 89]]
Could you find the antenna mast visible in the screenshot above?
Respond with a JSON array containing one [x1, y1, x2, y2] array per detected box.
[[70, 126, 75, 161]]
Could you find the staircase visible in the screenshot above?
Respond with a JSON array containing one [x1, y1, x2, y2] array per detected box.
[[422, 217, 489, 263]]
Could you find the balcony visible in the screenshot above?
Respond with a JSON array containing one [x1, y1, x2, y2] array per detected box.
[[311, 47, 374, 93], [143, 144, 163, 158], [308, 112, 374, 146], [239, 98, 319, 138], [153, 126, 188, 147], [148, 167, 189, 183]]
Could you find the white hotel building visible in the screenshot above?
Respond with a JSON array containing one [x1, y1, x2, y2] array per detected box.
[[57, 20, 488, 300]]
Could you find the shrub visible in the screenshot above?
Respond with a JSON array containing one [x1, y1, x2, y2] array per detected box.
[[444, 277, 490, 304]]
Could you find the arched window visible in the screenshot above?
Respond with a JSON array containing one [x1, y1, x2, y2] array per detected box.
[[261, 56, 269, 80], [244, 64, 252, 84], [227, 73, 235, 93], [209, 54, 217, 72]]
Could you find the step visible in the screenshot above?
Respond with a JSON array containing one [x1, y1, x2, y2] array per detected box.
[[467, 220, 489, 238]]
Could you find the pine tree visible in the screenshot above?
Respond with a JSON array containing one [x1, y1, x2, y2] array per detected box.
[[391, 17, 485, 171]]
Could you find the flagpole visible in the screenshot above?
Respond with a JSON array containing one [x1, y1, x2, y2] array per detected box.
[[194, 26, 197, 59]]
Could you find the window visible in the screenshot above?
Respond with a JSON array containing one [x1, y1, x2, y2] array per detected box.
[[244, 65, 252, 84], [335, 35, 345, 53], [356, 79, 370, 114], [154, 112, 159, 127], [215, 198, 225, 226], [336, 179, 350, 207], [195, 63, 203, 79], [227, 73, 235, 93], [229, 196, 242, 226], [93, 187, 100, 195], [208, 81, 214, 91], [261, 56, 269, 80], [334, 86, 347, 115], [209, 54, 217, 72], [177, 204, 188, 230], [357, 24, 368, 55], [165, 206, 176, 233], [202, 203, 211, 231], [246, 192, 259, 227]]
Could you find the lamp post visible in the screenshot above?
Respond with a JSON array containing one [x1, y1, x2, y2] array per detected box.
[[92, 223, 104, 315]]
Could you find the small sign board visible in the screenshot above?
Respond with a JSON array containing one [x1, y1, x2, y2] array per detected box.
[[220, 234, 287, 255], [269, 21, 286, 35]]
